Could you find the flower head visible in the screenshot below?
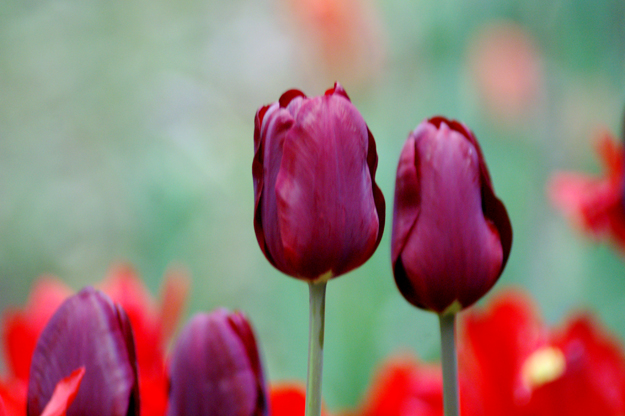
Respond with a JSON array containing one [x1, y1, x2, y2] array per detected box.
[[391, 117, 512, 313], [253, 82, 385, 281], [167, 309, 267, 416], [27, 287, 140, 416]]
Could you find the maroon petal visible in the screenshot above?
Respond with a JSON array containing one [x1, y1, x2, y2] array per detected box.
[[167, 310, 267, 416], [27, 287, 139, 416], [275, 91, 380, 278]]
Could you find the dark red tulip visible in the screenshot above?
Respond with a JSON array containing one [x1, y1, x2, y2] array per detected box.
[[253, 82, 385, 281], [391, 117, 512, 313], [167, 309, 267, 416], [27, 287, 140, 416]]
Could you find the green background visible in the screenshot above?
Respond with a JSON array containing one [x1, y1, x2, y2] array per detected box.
[[1, 0, 624, 410]]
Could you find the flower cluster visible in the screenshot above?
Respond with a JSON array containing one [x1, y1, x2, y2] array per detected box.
[[2, 81, 623, 416], [351, 290, 625, 416], [3, 276, 625, 416]]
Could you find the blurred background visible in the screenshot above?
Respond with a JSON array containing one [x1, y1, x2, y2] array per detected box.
[[1, 0, 624, 410]]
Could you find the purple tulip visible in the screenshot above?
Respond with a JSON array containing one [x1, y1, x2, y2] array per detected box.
[[167, 309, 267, 416], [391, 117, 512, 314], [27, 287, 140, 416], [253, 82, 385, 281]]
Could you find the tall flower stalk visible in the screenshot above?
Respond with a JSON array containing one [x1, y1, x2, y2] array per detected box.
[[391, 117, 512, 416], [253, 83, 385, 416]]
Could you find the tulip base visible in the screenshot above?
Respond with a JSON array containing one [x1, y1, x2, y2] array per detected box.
[[439, 313, 459, 416], [305, 280, 327, 416]]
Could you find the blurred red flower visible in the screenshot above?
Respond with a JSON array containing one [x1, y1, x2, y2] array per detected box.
[[280, 0, 386, 86], [351, 290, 625, 416], [0, 264, 189, 416], [548, 130, 625, 250], [269, 383, 330, 416], [466, 21, 543, 124]]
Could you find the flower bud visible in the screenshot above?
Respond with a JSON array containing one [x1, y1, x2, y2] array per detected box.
[[167, 309, 267, 416], [253, 82, 385, 281], [27, 287, 140, 416], [391, 117, 512, 314]]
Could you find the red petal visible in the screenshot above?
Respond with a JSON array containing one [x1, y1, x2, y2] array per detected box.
[[2, 278, 71, 381], [459, 290, 547, 413], [269, 383, 329, 416], [356, 356, 442, 416], [39, 367, 85, 416]]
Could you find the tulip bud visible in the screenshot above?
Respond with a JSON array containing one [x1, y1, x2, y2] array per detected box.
[[391, 117, 512, 314], [167, 309, 267, 416], [253, 82, 385, 281], [27, 287, 140, 416]]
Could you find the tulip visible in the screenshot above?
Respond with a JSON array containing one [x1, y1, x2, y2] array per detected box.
[[391, 116, 512, 314], [253, 82, 385, 282], [167, 309, 267, 416], [27, 287, 140, 416]]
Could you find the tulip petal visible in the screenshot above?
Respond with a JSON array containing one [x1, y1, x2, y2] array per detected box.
[[226, 312, 268, 416], [167, 310, 266, 416], [275, 89, 379, 278], [0, 395, 6, 416], [39, 367, 85, 416], [27, 287, 139, 416]]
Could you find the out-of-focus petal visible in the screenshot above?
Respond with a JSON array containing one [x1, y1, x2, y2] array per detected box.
[[39, 367, 85, 416], [548, 130, 625, 250], [459, 290, 547, 413], [525, 316, 625, 415], [354, 356, 442, 416], [2, 277, 72, 381], [27, 287, 139, 416], [158, 267, 190, 345]]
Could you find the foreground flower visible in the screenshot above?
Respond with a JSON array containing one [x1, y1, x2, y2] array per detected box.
[[0, 265, 189, 416], [391, 116, 512, 314], [253, 82, 385, 281], [167, 309, 267, 416], [27, 287, 139, 416], [548, 129, 625, 250]]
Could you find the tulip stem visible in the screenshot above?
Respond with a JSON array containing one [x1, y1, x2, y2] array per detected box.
[[439, 313, 460, 416], [305, 280, 327, 416]]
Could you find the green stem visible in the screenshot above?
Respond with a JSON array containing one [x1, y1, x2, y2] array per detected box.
[[439, 313, 459, 416], [305, 281, 327, 416]]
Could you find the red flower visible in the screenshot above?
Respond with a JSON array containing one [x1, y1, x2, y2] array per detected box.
[[350, 290, 625, 416], [253, 83, 385, 281], [391, 117, 512, 313], [548, 129, 625, 250]]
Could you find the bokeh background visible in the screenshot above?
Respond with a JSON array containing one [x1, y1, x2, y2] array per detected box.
[[1, 0, 624, 410]]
